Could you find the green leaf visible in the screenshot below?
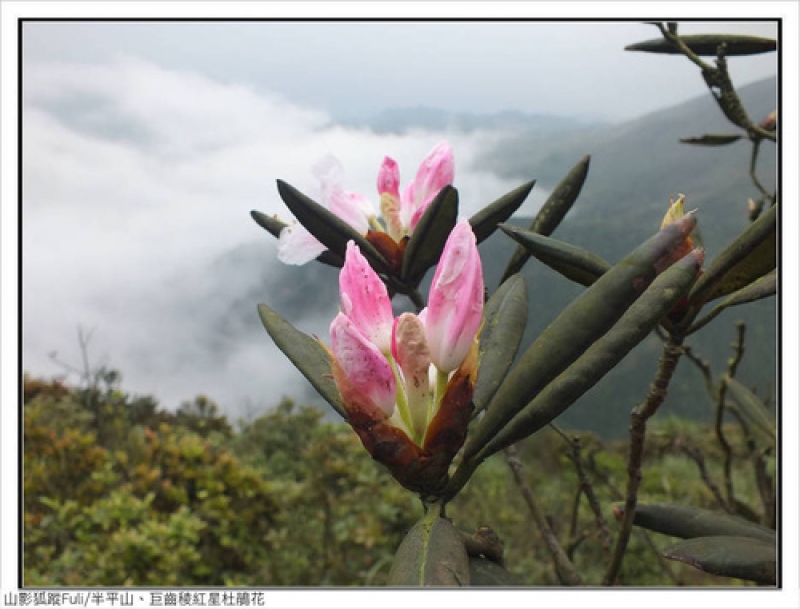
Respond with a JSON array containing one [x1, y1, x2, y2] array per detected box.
[[387, 513, 470, 586], [256, 303, 345, 419], [717, 268, 778, 307], [680, 134, 744, 146], [401, 186, 458, 286], [468, 557, 522, 586], [498, 224, 611, 287], [500, 155, 590, 283], [250, 209, 344, 268], [662, 536, 776, 584], [472, 274, 529, 417], [250, 209, 287, 238], [688, 270, 776, 333], [724, 376, 776, 446], [629, 503, 775, 543], [625, 34, 777, 56], [689, 204, 776, 306], [475, 248, 703, 460], [463, 213, 698, 462], [468, 181, 535, 244], [276, 180, 391, 275]]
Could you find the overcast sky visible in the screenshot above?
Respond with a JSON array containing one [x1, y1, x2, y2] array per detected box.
[[18, 19, 781, 418], [22, 20, 779, 121]]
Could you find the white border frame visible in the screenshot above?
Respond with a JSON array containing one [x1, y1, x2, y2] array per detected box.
[[2, 3, 797, 607]]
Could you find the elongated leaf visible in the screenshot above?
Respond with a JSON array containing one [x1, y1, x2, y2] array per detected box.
[[475, 249, 704, 460], [500, 155, 590, 283], [499, 224, 611, 286], [256, 303, 345, 419], [468, 558, 522, 586], [662, 536, 776, 584], [688, 270, 776, 333], [388, 513, 470, 586], [250, 209, 287, 238], [715, 269, 777, 309], [463, 214, 698, 461], [689, 204, 776, 305], [401, 186, 458, 285], [626, 34, 777, 56], [472, 275, 529, 416], [250, 209, 345, 267], [680, 134, 744, 146], [469, 181, 535, 244], [629, 503, 775, 543], [276, 180, 391, 275], [724, 376, 776, 446]]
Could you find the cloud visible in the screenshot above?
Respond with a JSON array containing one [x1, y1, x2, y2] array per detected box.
[[22, 58, 525, 419]]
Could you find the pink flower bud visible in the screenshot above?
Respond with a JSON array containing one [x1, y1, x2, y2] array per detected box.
[[377, 157, 401, 197], [423, 220, 484, 372], [406, 142, 454, 233], [339, 241, 394, 353], [330, 312, 396, 418]]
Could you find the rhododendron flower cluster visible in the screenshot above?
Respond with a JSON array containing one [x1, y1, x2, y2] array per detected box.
[[278, 142, 454, 266], [326, 219, 483, 493]]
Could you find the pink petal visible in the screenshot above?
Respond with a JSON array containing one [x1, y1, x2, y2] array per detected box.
[[314, 155, 374, 234], [339, 241, 394, 353], [277, 223, 326, 265], [377, 157, 400, 197], [405, 142, 455, 233], [330, 313, 396, 418], [312, 155, 346, 200], [329, 189, 371, 235], [424, 220, 484, 372]]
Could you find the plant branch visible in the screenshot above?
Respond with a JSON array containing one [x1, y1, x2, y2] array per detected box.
[[749, 140, 773, 201], [603, 336, 684, 585], [655, 22, 776, 143], [716, 322, 747, 507], [570, 435, 612, 556], [753, 448, 776, 529], [504, 445, 584, 585], [682, 344, 715, 397], [676, 440, 731, 512]]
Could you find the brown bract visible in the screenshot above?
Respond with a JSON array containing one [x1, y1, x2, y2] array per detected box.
[[365, 230, 408, 275], [330, 339, 479, 496]]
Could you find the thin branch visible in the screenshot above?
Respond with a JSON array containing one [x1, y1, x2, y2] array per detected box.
[[591, 452, 682, 585], [603, 336, 684, 586], [727, 321, 747, 378], [748, 140, 772, 201], [570, 436, 613, 556], [655, 22, 776, 143], [752, 449, 776, 529], [567, 485, 582, 547], [654, 22, 714, 71], [77, 326, 96, 389], [682, 344, 715, 397], [715, 384, 736, 507], [717, 322, 747, 507], [550, 424, 613, 556], [677, 440, 731, 512], [504, 445, 584, 586]]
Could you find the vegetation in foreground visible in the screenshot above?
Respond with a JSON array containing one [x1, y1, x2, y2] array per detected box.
[[23, 372, 772, 586]]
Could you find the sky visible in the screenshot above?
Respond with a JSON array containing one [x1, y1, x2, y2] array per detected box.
[[21, 20, 779, 122], [12, 17, 783, 421]]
